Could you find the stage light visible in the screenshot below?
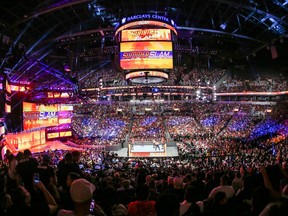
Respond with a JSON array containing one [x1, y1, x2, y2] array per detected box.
[[152, 87, 159, 93], [220, 23, 227, 30], [233, 108, 239, 112], [64, 65, 71, 72]]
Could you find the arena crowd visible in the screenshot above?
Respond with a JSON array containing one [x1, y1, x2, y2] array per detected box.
[[0, 101, 288, 216]]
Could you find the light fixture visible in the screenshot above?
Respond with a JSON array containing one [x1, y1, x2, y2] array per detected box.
[[220, 23, 227, 30]]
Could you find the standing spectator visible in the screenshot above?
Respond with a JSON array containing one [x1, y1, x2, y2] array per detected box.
[[165, 176, 185, 203], [100, 186, 127, 216], [16, 149, 38, 193], [206, 191, 230, 216], [58, 178, 105, 216], [155, 193, 180, 216], [6, 152, 22, 193], [207, 175, 235, 201], [148, 181, 160, 201], [135, 162, 149, 186], [57, 152, 81, 190], [232, 171, 243, 194], [37, 154, 57, 187], [59, 172, 81, 211], [8, 181, 58, 216], [127, 184, 156, 216], [117, 179, 135, 207], [72, 150, 81, 165], [180, 186, 201, 216]]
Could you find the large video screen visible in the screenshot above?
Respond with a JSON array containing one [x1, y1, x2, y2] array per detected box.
[[0, 119, 5, 137], [2, 76, 11, 114], [23, 102, 58, 130], [46, 124, 72, 140], [121, 29, 171, 41], [5, 79, 11, 94], [120, 41, 173, 70], [23, 102, 73, 131]]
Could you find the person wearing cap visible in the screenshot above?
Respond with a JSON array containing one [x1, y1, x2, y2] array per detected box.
[[60, 172, 81, 211], [57, 178, 106, 216]]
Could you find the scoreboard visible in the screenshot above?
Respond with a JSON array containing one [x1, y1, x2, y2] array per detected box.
[[115, 14, 177, 84], [120, 41, 173, 70], [121, 29, 171, 41]]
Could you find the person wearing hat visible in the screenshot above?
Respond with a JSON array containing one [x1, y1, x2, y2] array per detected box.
[[57, 178, 106, 216]]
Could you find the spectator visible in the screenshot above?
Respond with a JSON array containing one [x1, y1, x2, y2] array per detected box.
[[58, 178, 105, 216], [148, 181, 160, 201], [259, 200, 288, 216], [155, 193, 180, 216], [16, 149, 38, 193], [37, 153, 57, 188], [57, 152, 81, 189], [207, 175, 235, 201], [8, 181, 57, 216], [117, 179, 135, 207], [100, 186, 127, 216], [60, 172, 81, 210], [207, 191, 230, 216], [232, 171, 243, 194], [127, 184, 156, 216], [180, 185, 201, 216], [165, 176, 184, 203]]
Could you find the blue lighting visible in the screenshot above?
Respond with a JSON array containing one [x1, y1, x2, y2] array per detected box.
[[152, 87, 159, 93], [201, 115, 219, 127], [220, 23, 227, 30], [249, 118, 282, 140]]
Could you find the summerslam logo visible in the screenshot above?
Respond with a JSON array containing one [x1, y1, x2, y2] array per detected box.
[[130, 29, 159, 38], [23, 111, 58, 120], [122, 29, 171, 41], [121, 51, 173, 59]]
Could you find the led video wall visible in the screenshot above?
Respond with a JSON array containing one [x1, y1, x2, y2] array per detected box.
[[1, 75, 11, 114], [46, 124, 72, 140], [120, 41, 173, 70], [23, 102, 73, 131], [121, 29, 171, 41], [0, 118, 5, 137]]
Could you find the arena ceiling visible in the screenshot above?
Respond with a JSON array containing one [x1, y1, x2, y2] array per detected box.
[[0, 0, 288, 101]]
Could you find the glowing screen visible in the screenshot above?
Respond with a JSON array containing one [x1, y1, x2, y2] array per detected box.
[[120, 41, 173, 70], [121, 29, 171, 41], [47, 132, 59, 139], [5, 80, 11, 94], [23, 102, 73, 131], [5, 104, 11, 113]]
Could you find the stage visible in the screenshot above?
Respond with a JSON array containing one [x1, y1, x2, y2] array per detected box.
[[2, 131, 179, 158]]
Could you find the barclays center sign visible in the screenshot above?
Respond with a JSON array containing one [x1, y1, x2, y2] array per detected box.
[[120, 13, 175, 27]]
